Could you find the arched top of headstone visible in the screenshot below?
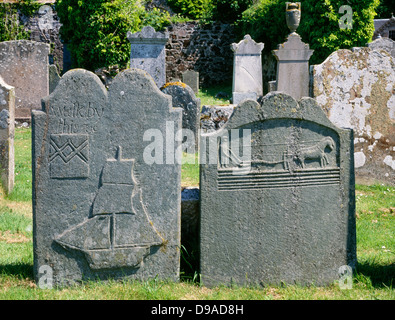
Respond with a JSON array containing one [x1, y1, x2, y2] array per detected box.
[[127, 26, 169, 44], [231, 35, 264, 55], [223, 92, 342, 133]]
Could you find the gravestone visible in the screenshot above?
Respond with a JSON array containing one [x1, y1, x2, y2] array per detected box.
[[231, 35, 264, 105], [127, 26, 169, 88], [0, 76, 15, 194], [312, 47, 395, 186], [200, 92, 356, 287], [200, 105, 235, 133], [272, 33, 313, 100], [272, 3, 313, 100], [182, 70, 199, 94], [0, 40, 49, 119], [161, 82, 200, 153], [48, 64, 60, 94], [33, 68, 182, 287], [367, 36, 395, 59]]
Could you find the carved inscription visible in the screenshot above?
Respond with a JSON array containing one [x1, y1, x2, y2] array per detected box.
[[49, 134, 89, 179], [49, 102, 104, 134]]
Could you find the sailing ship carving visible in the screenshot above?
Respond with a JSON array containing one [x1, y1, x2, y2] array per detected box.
[[54, 146, 164, 270]]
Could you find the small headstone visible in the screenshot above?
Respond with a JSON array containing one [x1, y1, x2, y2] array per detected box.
[[33, 68, 182, 286], [0, 40, 50, 119], [182, 70, 199, 94], [161, 82, 200, 153], [0, 76, 15, 194], [48, 64, 60, 94], [200, 92, 356, 287], [127, 26, 169, 88], [231, 35, 264, 105]]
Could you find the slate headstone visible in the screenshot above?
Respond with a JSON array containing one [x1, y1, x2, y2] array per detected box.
[[127, 26, 169, 88], [231, 35, 264, 105], [33, 68, 182, 286], [182, 70, 199, 94], [0, 40, 49, 119], [161, 82, 200, 153], [0, 76, 15, 194], [200, 92, 356, 287]]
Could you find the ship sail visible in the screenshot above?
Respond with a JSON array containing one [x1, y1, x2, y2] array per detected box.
[[54, 146, 164, 270]]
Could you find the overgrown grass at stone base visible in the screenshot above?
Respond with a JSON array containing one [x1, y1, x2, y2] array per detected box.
[[0, 127, 393, 300]]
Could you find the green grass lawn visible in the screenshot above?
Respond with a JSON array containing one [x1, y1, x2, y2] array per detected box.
[[0, 127, 393, 300]]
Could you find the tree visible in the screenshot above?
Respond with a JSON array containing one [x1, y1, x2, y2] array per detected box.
[[240, 0, 380, 64]]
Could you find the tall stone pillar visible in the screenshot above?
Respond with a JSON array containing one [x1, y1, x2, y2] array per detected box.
[[272, 2, 313, 100]]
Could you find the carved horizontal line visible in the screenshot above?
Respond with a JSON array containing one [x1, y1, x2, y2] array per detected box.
[[218, 175, 340, 184], [218, 180, 340, 191]]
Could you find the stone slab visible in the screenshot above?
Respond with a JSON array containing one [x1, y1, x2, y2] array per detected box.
[[312, 47, 395, 186], [200, 92, 356, 288], [127, 26, 169, 88], [0, 76, 15, 194], [0, 40, 49, 119], [33, 68, 182, 287], [161, 82, 200, 153], [231, 35, 264, 104]]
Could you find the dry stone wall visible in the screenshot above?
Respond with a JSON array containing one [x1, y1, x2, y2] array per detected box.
[[166, 22, 236, 86]]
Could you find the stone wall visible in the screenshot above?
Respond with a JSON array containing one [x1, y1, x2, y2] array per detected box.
[[166, 22, 236, 86]]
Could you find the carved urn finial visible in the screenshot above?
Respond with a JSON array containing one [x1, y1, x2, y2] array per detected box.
[[286, 2, 301, 34]]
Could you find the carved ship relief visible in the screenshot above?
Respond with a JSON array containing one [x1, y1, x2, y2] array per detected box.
[[54, 146, 164, 270]]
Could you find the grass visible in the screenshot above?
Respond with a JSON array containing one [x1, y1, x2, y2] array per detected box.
[[0, 127, 394, 300], [197, 83, 232, 106]]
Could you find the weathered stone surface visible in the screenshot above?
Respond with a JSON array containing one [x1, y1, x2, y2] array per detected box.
[[200, 105, 235, 133], [182, 70, 199, 94], [367, 37, 395, 59], [33, 68, 182, 286], [312, 47, 395, 186], [200, 92, 356, 287], [0, 40, 49, 119], [49, 64, 60, 94], [231, 35, 264, 104], [0, 76, 15, 194], [272, 33, 313, 100], [127, 26, 169, 88], [161, 82, 200, 153]]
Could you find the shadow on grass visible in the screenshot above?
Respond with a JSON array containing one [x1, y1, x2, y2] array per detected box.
[[0, 263, 34, 280], [354, 261, 394, 288]]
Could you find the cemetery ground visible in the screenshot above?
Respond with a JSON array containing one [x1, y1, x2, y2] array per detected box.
[[0, 86, 393, 300]]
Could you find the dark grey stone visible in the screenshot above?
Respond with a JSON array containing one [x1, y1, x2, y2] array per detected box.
[[200, 105, 235, 133], [33, 68, 182, 287], [161, 82, 200, 153], [199, 92, 356, 288]]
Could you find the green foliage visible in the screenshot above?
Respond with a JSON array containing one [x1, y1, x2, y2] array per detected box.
[[0, 4, 30, 42], [167, 0, 214, 20], [211, 0, 254, 22], [56, 0, 144, 71], [56, 0, 173, 71], [375, 0, 394, 18], [240, 0, 381, 64]]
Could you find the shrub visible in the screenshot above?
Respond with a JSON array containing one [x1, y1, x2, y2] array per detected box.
[[211, 0, 254, 22], [56, 0, 172, 71], [167, 0, 214, 20], [240, 0, 380, 64]]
